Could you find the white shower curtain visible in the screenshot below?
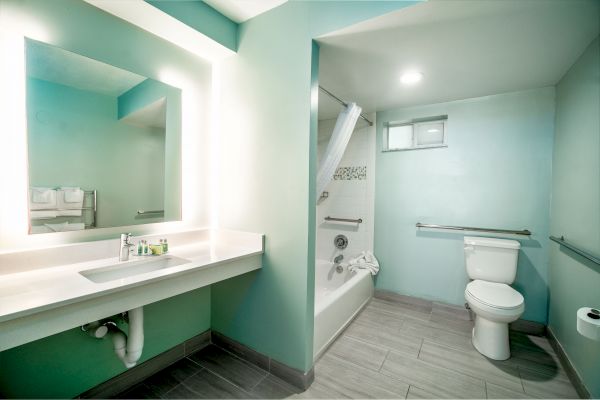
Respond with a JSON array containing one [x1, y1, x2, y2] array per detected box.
[[316, 102, 362, 201]]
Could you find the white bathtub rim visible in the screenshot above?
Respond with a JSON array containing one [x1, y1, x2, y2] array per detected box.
[[313, 295, 371, 362], [314, 268, 370, 316]]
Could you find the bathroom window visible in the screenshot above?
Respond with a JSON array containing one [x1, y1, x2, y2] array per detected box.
[[384, 116, 447, 151]]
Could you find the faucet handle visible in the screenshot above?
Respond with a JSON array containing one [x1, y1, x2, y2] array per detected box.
[[121, 233, 133, 244]]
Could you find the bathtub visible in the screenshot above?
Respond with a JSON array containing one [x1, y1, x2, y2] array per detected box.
[[313, 259, 374, 360]]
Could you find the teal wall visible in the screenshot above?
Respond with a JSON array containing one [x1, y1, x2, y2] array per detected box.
[[375, 87, 555, 324], [117, 78, 183, 222], [117, 78, 174, 119], [28, 78, 167, 228], [0, 287, 211, 398], [212, 1, 419, 373], [0, 0, 214, 397], [548, 37, 600, 397], [146, 0, 238, 51]]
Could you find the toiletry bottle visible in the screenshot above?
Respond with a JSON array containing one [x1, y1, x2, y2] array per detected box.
[[138, 241, 143, 256], [149, 243, 162, 255], [162, 238, 168, 253], [143, 240, 149, 255]]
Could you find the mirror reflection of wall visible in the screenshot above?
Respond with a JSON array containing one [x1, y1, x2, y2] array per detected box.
[[25, 39, 182, 234]]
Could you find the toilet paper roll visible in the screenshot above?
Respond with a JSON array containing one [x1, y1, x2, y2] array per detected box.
[[577, 307, 600, 341]]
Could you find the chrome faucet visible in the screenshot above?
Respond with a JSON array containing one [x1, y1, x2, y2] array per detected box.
[[334, 254, 344, 273], [119, 233, 135, 261]]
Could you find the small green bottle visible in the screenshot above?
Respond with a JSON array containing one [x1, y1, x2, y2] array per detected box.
[[137, 241, 143, 256], [162, 238, 169, 253]]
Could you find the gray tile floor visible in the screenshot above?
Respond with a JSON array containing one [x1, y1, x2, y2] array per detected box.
[[116, 297, 579, 399]]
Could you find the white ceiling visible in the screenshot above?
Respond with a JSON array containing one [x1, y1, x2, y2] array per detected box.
[[317, 0, 600, 120], [203, 0, 287, 23], [26, 39, 146, 97]]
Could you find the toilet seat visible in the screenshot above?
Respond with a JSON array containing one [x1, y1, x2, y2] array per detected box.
[[466, 280, 524, 310]]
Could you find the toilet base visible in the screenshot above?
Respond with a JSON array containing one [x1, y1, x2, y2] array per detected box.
[[472, 316, 510, 360]]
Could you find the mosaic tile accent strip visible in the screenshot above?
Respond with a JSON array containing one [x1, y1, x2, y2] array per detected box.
[[333, 166, 367, 180]]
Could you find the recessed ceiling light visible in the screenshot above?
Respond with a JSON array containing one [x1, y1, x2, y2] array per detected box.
[[400, 71, 423, 85]]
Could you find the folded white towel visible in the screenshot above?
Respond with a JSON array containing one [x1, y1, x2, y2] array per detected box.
[[42, 222, 86, 232], [31, 225, 53, 234], [346, 251, 380, 276], [57, 188, 83, 216], [61, 187, 84, 203], [29, 188, 57, 210], [30, 210, 58, 220]]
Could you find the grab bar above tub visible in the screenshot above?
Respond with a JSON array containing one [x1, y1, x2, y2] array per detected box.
[[549, 235, 600, 265], [416, 222, 531, 236], [325, 216, 363, 224]]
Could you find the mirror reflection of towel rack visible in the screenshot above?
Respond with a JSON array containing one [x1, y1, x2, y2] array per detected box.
[[30, 189, 97, 229], [137, 209, 164, 215], [325, 216, 363, 224]]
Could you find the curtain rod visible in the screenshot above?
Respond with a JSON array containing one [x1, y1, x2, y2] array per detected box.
[[319, 86, 373, 126]]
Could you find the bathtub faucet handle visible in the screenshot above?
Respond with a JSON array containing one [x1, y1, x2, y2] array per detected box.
[[334, 254, 344, 264]]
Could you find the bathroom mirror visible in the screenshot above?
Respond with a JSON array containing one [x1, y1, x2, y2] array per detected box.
[[25, 39, 182, 234]]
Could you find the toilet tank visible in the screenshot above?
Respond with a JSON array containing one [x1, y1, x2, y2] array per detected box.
[[464, 236, 520, 283]]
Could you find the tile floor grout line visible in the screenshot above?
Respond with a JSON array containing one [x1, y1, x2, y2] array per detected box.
[[484, 380, 488, 399], [416, 338, 424, 359], [378, 349, 390, 372], [197, 365, 256, 397], [516, 366, 527, 394], [417, 339, 526, 394], [341, 332, 397, 352], [187, 351, 265, 395], [211, 343, 271, 374], [249, 373, 269, 391]]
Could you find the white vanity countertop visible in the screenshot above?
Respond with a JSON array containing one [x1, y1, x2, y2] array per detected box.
[[0, 230, 263, 323]]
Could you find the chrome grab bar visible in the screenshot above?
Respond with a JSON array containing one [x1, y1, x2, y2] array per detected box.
[[325, 216, 363, 224], [549, 235, 600, 265], [137, 209, 164, 215], [416, 222, 531, 236]]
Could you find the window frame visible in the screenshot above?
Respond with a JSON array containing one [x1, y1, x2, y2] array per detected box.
[[383, 116, 448, 152]]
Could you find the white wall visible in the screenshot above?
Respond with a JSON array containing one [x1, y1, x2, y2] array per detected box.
[[316, 114, 375, 262]]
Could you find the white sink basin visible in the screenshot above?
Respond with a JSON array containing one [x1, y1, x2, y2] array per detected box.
[[80, 255, 191, 283]]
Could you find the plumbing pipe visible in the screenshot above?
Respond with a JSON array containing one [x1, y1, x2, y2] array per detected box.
[[81, 321, 109, 338], [107, 307, 144, 368]]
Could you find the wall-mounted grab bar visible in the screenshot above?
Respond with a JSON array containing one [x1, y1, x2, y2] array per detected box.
[[416, 222, 531, 236], [136, 209, 164, 215], [549, 235, 600, 265], [325, 216, 363, 224]]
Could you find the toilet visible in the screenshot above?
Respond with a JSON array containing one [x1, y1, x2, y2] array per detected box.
[[464, 236, 525, 360]]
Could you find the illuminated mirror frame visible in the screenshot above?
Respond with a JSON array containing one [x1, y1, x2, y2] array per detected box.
[[0, 2, 226, 251]]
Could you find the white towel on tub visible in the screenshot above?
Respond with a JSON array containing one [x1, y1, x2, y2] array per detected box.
[[346, 251, 380, 275]]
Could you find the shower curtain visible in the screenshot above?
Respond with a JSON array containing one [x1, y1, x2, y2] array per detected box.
[[316, 102, 362, 201]]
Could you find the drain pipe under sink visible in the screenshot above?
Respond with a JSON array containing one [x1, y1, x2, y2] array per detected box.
[[107, 307, 144, 368]]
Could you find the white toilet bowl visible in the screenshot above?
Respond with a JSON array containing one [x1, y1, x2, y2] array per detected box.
[[465, 279, 524, 360]]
